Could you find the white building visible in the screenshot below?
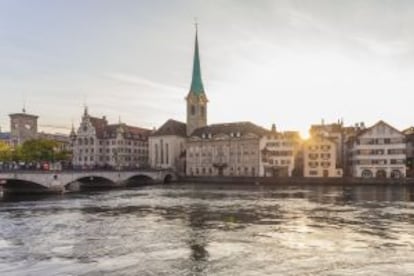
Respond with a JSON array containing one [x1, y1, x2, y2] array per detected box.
[[303, 136, 343, 177], [149, 119, 187, 174], [186, 122, 266, 177], [71, 108, 151, 169], [348, 121, 406, 178], [259, 125, 300, 177]]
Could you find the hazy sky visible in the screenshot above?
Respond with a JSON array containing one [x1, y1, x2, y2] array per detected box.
[[1, 0, 414, 136]]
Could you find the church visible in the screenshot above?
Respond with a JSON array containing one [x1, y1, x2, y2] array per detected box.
[[149, 29, 268, 176]]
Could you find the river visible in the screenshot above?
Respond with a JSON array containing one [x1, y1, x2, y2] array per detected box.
[[0, 183, 413, 275]]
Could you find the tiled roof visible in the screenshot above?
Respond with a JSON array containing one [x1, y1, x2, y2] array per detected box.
[[89, 116, 108, 139], [151, 119, 187, 137], [355, 120, 403, 137], [87, 116, 150, 140], [102, 124, 151, 140], [191, 121, 267, 138]]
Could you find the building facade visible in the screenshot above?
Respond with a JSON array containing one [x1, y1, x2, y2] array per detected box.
[[348, 121, 406, 178], [149, 119, 187, 174], [303, 136, 343, 177], [71, 108, 151, 169], [186, 122, 266, 176], [259, 125, 300, 177]]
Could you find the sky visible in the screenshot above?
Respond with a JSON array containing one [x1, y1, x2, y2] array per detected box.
[[1, 0, 414, 137]]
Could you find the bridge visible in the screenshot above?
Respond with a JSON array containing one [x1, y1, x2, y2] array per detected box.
[[0, 170, 176, 193]]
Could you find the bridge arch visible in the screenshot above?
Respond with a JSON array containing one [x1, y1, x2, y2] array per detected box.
[[124, 174, 154, 187], [68, 175, 117, 190], [163, 174, 173, 184], [2, 179, 50, 193]]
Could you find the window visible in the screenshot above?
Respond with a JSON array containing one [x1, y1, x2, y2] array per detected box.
[[309, 170, 318, 175], [165, 143, 169, 165], [309, 153, 318, 160], [308, 161, 318, 168], [191, 105, 195, 115], [201, 106, 205, 116], [160, 139, 164, 164]]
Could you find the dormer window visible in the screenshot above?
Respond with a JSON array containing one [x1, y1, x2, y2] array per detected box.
[[236, 132, 241, 137], [202, 133, 206, 139]]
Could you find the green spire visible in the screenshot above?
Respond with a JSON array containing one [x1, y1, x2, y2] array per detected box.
[[190, 28, 205, 96]]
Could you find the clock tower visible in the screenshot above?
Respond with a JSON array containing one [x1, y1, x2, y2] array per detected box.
[[9, 110, 38, 146]]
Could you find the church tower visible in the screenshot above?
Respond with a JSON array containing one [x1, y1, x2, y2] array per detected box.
[[186, 27, 208, 136]]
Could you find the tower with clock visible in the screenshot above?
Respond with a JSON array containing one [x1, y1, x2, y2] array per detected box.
[[9, 109, 39, 146]]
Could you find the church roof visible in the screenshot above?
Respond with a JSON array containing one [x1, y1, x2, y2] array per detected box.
[[189, 29, 205, 97], [151, 119, 187, 137], [190, 121, 267, 138]]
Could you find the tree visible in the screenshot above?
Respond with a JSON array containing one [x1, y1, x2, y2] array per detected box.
[[0, 141, 12, 161], [19, 139, 60, 162]]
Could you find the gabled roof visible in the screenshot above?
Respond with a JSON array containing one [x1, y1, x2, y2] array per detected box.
[[89, 116, 108, 139], [151, 119, 187, 137], [191, 121, 267, 138], [355, 120, 403, 137]]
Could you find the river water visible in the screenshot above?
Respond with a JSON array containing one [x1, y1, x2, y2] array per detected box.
[[0, 183, 413, 276]]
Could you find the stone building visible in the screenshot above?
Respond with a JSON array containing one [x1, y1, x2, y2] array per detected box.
[[71, 108, 151, 169], [149, 119, 187, 174], [303, 135, 343, 177], [259, 125, 301, 177], [9, 110, 38, 146], [347, 121, 406, 178], [186, 122, 267, 176]]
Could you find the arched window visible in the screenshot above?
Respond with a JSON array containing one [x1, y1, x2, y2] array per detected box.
[[78, 138, 83, 145], [361, 169, 373, 178], [84, 138, 89, 145], [391, 170, 401, 179], [90, 138, 94, 145], [201, 106, 205, 116], [375, 170, 386, 179], [191, 105, 195, 115]]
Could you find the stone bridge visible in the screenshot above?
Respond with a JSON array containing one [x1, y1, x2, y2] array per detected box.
[[0, 170, 176, 193]]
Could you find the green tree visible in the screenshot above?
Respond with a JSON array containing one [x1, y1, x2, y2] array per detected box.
[[20, 139, 60, 162], [0, 141, 12, 161]]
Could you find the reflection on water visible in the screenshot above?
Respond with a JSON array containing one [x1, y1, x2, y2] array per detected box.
[[0, 183, 414, 275]]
